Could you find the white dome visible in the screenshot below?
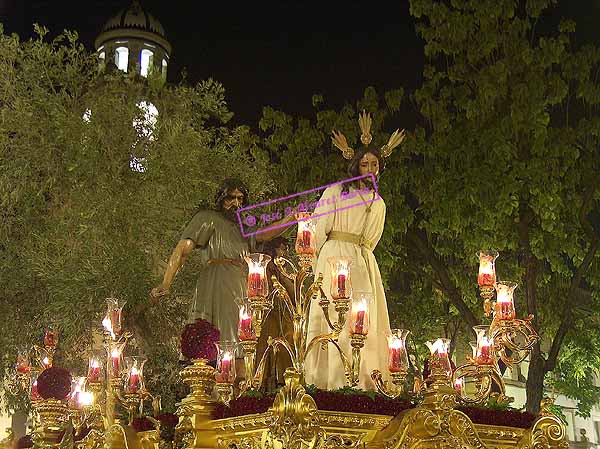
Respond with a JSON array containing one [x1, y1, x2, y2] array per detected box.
[[102, 0, 166, 38]]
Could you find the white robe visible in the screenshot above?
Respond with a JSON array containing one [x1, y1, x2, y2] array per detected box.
[[305, 183, 391, 390]]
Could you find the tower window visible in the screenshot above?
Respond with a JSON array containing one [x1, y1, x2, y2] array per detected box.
[[140, 49, 154, 78], [162, 58, 168, 78], [115, 47, 129, 72]]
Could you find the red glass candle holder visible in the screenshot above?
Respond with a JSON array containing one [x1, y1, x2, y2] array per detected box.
[[244, 253, 271, 298], [425, 338, 452, 376], [124, 356, 146, 394], [43, 325, 58, 348], [328, 256, 353, 300], [350, 293, 372, 335], [16, 350, 31, 374], [87, 353, 103, 383], [215, 342, 236, 384], [237, 298, 256, 341], [108, 342, 125, 378], [477, 250, 498, 287], [103, 298, 126, 338], [473, 325, 494, 365], [495, 281, 517, 320], [387, 329, 410, 373], [295, 219, 316, 255]]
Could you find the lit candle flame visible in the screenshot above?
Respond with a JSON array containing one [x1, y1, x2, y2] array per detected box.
[[79, 391, 94, 406], [102, 315, 115, 339], [390, 337, 403, 350]]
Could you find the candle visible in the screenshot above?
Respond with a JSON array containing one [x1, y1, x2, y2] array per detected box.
[[128, 366, 140, 392], [495, 282, 517, 320], [476, 336, 494, 365], [454, 378, 464, 394], [427, 338, 452, 375], [16, 354, 30, 374], [248, 270, 263, 297], [220, 353, 232, 382], [42, 356, 51, 368], [351, 298, 369, 335], [477, 251, 498, 287], [111, 348, 120, 377], [238, 307, 255, 341], [44, 328, 57, 347], [301, 230, 314, 254], [88, 359, 101, 382], [388, 339, 406, 372], [31, 380, 40, 400], [295, 220, 315, 255], [354, 310, 365, 334], [337, 269, 348, 298]]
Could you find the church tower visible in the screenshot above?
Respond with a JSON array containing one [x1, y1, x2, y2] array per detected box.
[[94, 0, 171, 79]]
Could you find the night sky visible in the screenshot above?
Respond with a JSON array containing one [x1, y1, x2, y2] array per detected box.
[[2, 0, 600, 127]]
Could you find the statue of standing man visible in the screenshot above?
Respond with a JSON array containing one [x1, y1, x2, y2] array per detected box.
[[151, 178, 295, 344]]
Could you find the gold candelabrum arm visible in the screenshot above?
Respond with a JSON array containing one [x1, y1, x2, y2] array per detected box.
[[242, 254, 365, 394], [371, 369, 408, 399], [490, 315, 539, 368], [452, 359, 512, 406]]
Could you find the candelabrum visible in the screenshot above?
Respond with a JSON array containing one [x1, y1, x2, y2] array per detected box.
[[26, 298, 160, 449], [373, 251, 539, 406], [450, 251, 540, 405], [452, 326, 511, 406], [371, 329, 412, 399], [7, 325, 60, 402], [225, 219, 369, 402]]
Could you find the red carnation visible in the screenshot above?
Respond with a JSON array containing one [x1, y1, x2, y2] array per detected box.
[[131, 417, 155, 432], [36, 367, 72, 400], [17, 435, 33, 449], [180, 319, 220, 360], [157, 413, 179, 428]]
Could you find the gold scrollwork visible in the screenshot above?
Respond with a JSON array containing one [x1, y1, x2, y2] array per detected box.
[[267, 369, 323, 449]]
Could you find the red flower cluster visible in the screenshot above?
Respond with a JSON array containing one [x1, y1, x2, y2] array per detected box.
[[157, 413, 179, 428], [212, 390, 413, 420], [213, 394, 276, 419], [458, 406, 536, 429], [131, 417, 155, 432], [36, 367, 72, 400], [312, 390, 413, 416], [180, 319, 220, 360], [17, 435, 33, 449]]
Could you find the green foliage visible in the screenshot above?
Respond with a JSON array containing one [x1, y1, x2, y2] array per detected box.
[[403, 0, 600, 414], [0, 27, 274, 411]]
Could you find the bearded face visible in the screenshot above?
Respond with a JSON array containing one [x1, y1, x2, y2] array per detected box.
[[220, 188, 245, 222]]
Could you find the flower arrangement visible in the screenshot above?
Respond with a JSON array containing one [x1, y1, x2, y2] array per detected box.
[[180, 318, 220, 361], [36, 367, 72, 400]]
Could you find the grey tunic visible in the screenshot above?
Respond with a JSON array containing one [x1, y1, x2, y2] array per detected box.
[[181, 209, 255, 342]]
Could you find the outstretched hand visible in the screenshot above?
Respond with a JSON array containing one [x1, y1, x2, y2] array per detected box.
[[150, 284, 169, 300], [294, 212, 311, 222]]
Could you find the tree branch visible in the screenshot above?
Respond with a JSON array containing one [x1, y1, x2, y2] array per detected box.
[[545, 236, 600, 371], [406, 229, 479, 328]]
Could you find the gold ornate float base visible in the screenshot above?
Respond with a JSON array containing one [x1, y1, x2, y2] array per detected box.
[[212, 408, 567, 449]]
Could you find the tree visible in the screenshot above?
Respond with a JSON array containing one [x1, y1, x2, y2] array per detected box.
[[405, 0, 600, 414], [0, 25, 275, 411], [258, 0, 600, 415]]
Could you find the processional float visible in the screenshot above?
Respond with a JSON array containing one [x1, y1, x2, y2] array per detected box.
[[8, 227, 568, 449]]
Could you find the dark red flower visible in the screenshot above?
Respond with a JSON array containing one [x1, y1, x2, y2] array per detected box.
[[17, 435, 33, 449], [36, 367, 72, 400], [458, 406, 536, 429], [157, 413, 179, 428], [131, 417, 155, 432], [181, 319, 220, 360]]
